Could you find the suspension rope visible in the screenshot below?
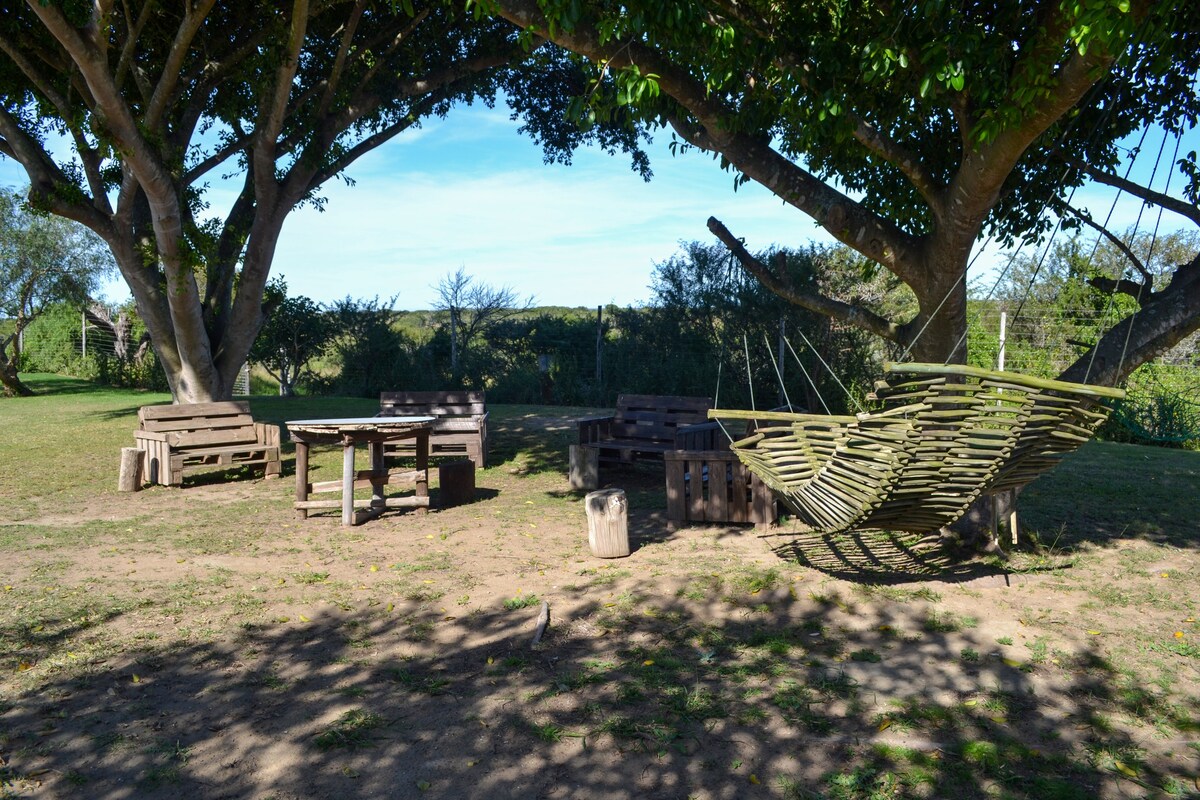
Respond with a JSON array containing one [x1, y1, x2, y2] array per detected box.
[[792, 327, 865, 413], [1109, 127, 1181, 382], [743, 334, 756, 411], [1081, 124, 1170, 382], [763, 333, 793, 411], [712, 359, 736, 444], [783, 336, 832, 415]]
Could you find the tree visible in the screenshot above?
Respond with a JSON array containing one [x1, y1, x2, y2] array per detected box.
[[433, 267, 532, 379], [0, 1, 645, 403], [249, 280, 335, 396], [0, 188, 113, 396], [324, 295, 415, 397], [481, 0, 1200, 386]]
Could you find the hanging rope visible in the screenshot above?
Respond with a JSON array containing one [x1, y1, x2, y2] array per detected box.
[[711, 359, 736, 444], [792, 326, 865, 413], [743, 334, 756, 411], [783, 335, 832, 415], [1107, 127, 1180, 383], [763, 334, 794, 412]]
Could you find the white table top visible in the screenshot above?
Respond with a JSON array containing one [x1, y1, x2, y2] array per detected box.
[[286, 416, 434, 433]]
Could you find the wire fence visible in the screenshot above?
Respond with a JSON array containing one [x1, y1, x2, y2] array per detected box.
[[20, 312, 249, 395], [17, 306, 1199, 412]]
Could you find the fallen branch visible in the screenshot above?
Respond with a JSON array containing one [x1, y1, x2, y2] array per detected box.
[[531, 600, 550, 646]]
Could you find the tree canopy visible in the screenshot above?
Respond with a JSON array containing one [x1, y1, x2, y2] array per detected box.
[[482, 0, 1200, 383], [0, 0, 644, 402], [0, 188, 113, 396]]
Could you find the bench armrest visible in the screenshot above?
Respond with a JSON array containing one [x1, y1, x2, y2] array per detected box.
[[674, 421, 731, 452], [134, 430, 169, 443], [574, 414, 614, 445], [255, 422, 282, 448]]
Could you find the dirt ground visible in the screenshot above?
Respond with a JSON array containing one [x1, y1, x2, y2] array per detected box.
[[1, 416, 1198, 799]]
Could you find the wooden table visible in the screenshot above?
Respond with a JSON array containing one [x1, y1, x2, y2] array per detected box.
[[286, 417, 433, 526]]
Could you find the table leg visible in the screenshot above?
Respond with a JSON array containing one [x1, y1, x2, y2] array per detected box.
[[369, 441, 385, 507], [342, 437, 356, 526], [415, 428, 429, 514], [295, 438, 309, 520]]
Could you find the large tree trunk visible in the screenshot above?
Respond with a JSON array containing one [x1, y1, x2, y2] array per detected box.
[[0, 353, 34, 397], [0, 328, 35, 397]]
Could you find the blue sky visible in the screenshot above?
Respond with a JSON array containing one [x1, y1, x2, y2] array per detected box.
[[1, 102, 1191, 310]]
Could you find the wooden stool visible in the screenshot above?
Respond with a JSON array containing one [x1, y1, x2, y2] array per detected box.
[[438, 459, 476, 507], [585, 488, 630, 558], [568, 444, 598, 491]]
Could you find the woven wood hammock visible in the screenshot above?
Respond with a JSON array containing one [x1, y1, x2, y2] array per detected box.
[[710, 363, 1126, 534]]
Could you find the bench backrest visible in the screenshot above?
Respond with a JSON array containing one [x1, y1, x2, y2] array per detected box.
[[611, 394, 712, 446], [379, 391, 486, 418], [138, 401, 260, 449]]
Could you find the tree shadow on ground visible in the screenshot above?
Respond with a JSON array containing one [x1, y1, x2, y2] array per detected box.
[[2, 578, 1195, 799], [18, 376, 116, 396]]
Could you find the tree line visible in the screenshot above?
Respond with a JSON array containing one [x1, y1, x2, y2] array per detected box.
[[1, 0, 1198, 405]]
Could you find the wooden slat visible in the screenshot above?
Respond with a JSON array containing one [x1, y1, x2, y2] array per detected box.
[[167, 427, 259, 448]]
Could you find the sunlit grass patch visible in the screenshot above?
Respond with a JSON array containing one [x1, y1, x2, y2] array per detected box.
[[313, 709, 386, 750]]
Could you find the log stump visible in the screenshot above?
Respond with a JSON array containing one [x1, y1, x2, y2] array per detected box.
[[438, 459, 476, 507], [118, 447, 144, 492], [568, 444, 599, 491], [585, 488, 630, 558]]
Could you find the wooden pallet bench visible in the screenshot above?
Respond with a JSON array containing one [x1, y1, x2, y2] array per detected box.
[[665, 449, 776, 529], [379, 390, 489, 468], [572, 395, 714, 487], [135, 401, 282, 486]]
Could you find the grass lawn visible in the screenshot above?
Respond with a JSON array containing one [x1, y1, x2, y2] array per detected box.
[[0, 374, 1198, 799]]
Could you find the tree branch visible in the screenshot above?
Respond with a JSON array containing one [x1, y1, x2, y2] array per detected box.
[[1068, 157, 1200, 228], [1060, 202, 1152, 283], [315, 0, 369, 119], [146, 0, 218, 129], [114, 0, 154, 96], [1088, 275, 1150, 300], [850, 117, 945, 210], [708, 216, 904, 343]]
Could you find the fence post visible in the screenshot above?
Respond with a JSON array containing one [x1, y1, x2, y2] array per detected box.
[[998, 311, 1007, 372], [594, 305, 603, 391], [81, 311, 87, 358]]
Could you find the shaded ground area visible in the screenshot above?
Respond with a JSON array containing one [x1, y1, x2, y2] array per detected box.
[[1, 385, 1198, 798]]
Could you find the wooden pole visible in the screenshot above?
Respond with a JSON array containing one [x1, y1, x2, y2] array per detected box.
[[595, 305, 603, 392], [118, 447, 144, 492], [585, 488, 630, 558], [294, 438, 310, 520], [341, 437, 356, 526], [998, 311, 1007, 372], [531, 600, 550, 646]]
